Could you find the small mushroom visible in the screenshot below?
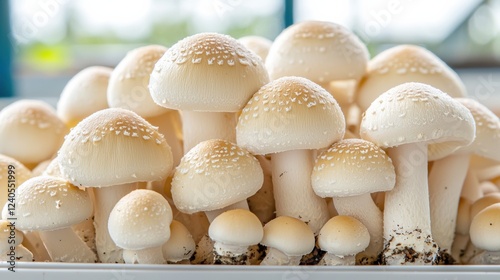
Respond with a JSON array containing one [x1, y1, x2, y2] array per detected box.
[[162, 220, 195, 264], [208, 209, 263, 265], [109, 189, 172, 264], [318, 216, 370, 266], [260, 216, 315, 266], [0, 220, 33, 262], [13, 176, 96, 262], [57, 66, 112, 128], [360, 82, 475, 265], [469, 203, 500, 264]]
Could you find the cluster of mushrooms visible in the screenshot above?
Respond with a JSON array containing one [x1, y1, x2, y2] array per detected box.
[[1, 20, 500, 266]]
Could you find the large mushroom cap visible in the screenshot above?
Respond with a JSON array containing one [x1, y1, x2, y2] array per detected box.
[[237, 76, 345, 155], [171, 139, 263, 214], [356, 45, 467, 111], [107, 45, 170, 118], [108, 189, 173, 250], [58, 108, 173, 187], [266, 21, 369, 83], [360, 82, 475, 160], [14, 176, 93, 231], [149, 32, 269, 112], [260, 216, 315, 256], [312, 138, 395, 197], [57, 66, 112, 127], [209, 209, 263, 247], [0, 100, 67, 166]]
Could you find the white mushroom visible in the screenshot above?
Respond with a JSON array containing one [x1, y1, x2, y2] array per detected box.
[[0, 220, 33, 262], [109, 189, 172, 264], [237, 76, 345, 235], [208, 209, 263, 265], [162, 220, 195, 264], [57, 108, 173, 263], [469, 203, 500, 264], [260, 216, 315, 266], [318, 216, 370, 266], [360, 82, 475, 265], [312, 138, 395, 264], [13, 176, 96, 262], [149, 32, 269, 152]]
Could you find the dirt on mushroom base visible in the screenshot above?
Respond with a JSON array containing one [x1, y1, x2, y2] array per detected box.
[[381, 229, 439, 265]]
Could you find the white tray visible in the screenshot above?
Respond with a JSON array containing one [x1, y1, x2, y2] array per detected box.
[[1, 263, 500, 280]]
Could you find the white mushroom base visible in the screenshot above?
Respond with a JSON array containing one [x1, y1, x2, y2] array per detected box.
[[318, 253, 355, 266], [260, 248, 301, 266], [213, 242, 250, 265], [382, 228, 439, 265], [123, 247, 165, 264]]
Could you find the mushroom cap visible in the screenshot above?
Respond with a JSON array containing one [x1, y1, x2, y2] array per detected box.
[[171, 139, 263, 214], [0, 220, 23, 252], [209, 209, 263, 247], [454, 98, 500, 161], [470, 193, 500, 220], [149, 32, 269, 112], [109, 189, 172, 250], [236, 76, 345, 155], [0, 100, 68, 166], [469, 203, 500, 251], [238, 35, 273, 62], [356, 45, 467, 111], [260, 216, 315, 256], [107, 45, 170, 118], [318, 215, 370, 256], [14, 176, 93, 231], [57, 66, 112, 127], [455, 197, 472, 235], [162, 220, 196, 262], [266, 21, 369, 83], [360, 82, 475, 160], [0, 154, 32, 207], [58, 108, 173, 187], [311, 138, 395, 197]]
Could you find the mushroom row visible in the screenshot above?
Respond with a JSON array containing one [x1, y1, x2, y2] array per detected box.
[[1, 20, 500, 266]]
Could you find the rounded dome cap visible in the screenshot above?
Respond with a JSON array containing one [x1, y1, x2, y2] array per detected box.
[[171, 139, 263, 214], [318, 215, 370, 256], [150, 32, 269, 112], [469, 203, 500, 251], [261, 216, 315, 256], [58, 108, 173, 187], [162, 220, 196, 262], [237, 76, 345, 155], [209, 209, 263, 246]]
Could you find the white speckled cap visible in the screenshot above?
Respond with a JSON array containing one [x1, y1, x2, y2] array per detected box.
[[162, 220, 196, 262], [360, 82, 475, 160], [149, 33, 269, 112], [236, 76, 345, 155], [57, 66, 112, 127], [261, 216, 315, 256], [356, 45, 467, 111], [58, 108, 173, 187], [312, 138, 395, 197], [171, 139, 263, 214], [266, 21, 369, 83], [0, 220, 23, 252], [209, 209, 263, 247], [469, 203, 500, 251], [238, 36, 272, 62], [454, 98, 500, 160], [318, 215, 370, 256], [108, 189, 172, 250], [108, 45, 170, 118], [0, 100, 68, 167], [0, 154, 32, 207], [14, 176, 93, 231]]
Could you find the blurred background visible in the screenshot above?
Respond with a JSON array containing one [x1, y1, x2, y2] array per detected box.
[[1, 0, 500, 108]]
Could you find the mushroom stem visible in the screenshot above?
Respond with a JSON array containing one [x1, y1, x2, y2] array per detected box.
[[21, 231, 51, 262], [333, 194, 383, 264], [93, 182, 138, 263], [320, 253, 355, 266], [38, 227, 97, 263], [271, 149, 329, 235], [260, 247, 301, 266], [461, 169, 482, 203], [204, 199, 249, 223], [0, 245, 33, 262], [123, 246, 165, 264], [384, 142, 438, 265], [212, 242, 249, 265], [147, 112, 183, 167], [428, 153, 470, 255], [451, 233, 469, 263], [181, 111, 236, 153]]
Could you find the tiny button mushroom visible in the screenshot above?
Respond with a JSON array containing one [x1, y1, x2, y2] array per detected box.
[[469, 203, 500, 264], [57, 66, 112, 128], [0, 100, 68, 169], [162, 220, 195, 264], [109, 189, 173, 264], [208, 209, 263, 265], [260, 216, 315, 266], [0, 220, 33, 262], [13, 176, 96, 263], [318, 216, 370, 266]]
